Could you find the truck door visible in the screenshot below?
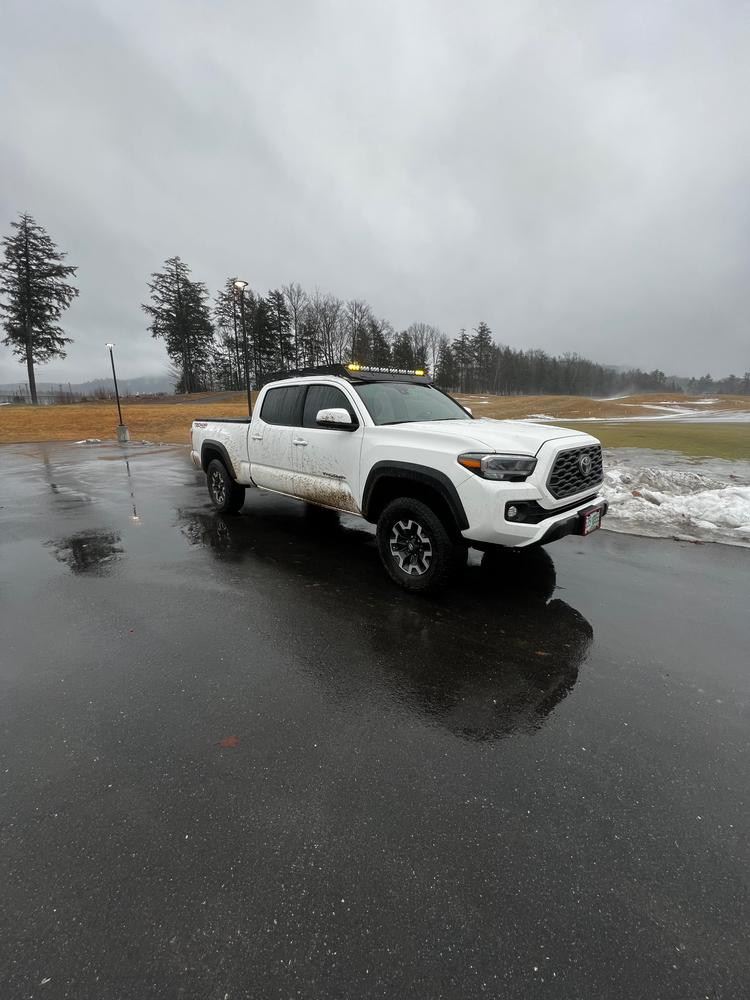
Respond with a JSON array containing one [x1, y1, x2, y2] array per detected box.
[[291, 383, 364, 513], [248, 385, 306, 494]]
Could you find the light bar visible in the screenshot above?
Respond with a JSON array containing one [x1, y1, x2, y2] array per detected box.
[[346, 363, 429, 377]]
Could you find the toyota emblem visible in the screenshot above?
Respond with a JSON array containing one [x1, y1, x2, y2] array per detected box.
[[579, 453, 593, 476]]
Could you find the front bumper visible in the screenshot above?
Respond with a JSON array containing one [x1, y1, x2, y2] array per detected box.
[[457, 472, 607, 548], [531, 500, 609, 546]]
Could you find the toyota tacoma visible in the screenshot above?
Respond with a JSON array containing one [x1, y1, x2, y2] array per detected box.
[[190, 365, 607, 591]]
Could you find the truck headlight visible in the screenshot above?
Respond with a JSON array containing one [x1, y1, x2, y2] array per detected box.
[[458, 453, 537, 481]]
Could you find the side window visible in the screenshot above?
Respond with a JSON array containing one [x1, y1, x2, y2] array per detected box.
[[260, 386, 305, 426], [302, 385, 357, 428]]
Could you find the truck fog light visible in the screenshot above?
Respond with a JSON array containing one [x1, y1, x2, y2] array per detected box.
[[506, 505, 518, 520]]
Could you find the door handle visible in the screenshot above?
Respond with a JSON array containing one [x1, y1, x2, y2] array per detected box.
[[250, 433, 263, 441], [292, 438, 308, 446]]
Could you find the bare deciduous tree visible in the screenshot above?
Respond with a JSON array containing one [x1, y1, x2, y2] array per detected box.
[[282, 282, 308, 368]]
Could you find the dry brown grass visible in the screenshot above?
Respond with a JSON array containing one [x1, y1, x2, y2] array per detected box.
[[1, 391, 748, 445], [0, 397, 258, 445], [453, 392, 750, 420], [452, 393, 652, 419]]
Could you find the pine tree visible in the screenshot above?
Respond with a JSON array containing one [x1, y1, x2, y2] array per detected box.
[[435, 341, 457, 389], [369, 318, 393, 367], [298, 305, 322, 367], [252, 293, 276, 379], [471, 321, 493, 392], [392, 331, 415, 369], [143, 256, 215, 394], [0, 213, 79, 404], [213, 278, 244, 390], [452, 329, 472, 391], [209, 340, 236, 391], [234, 288, 255, 388]]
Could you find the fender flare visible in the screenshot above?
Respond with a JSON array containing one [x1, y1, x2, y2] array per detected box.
[[200, 440, 237, 480], [361, 461, 469, 530]]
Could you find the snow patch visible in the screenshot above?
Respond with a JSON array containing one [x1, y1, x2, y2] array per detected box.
[[602, 450, 750, 546], [561, 410, 750, 423], [76, 438, 103, 444]]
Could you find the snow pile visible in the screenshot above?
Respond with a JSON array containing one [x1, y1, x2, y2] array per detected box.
[[601, 451, 750, 546]]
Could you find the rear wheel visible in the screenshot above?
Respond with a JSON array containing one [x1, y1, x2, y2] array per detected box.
[[206, 459, 245, 514], [376, 497, 466, 593]]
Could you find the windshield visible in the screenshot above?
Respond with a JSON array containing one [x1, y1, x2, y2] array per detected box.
[[354, 382, 471, 425]]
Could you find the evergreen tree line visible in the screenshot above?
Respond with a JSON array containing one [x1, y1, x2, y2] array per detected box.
[[2, 213, 748, 402], [681, 372, 750, 395], [141, 256, 695, 398]]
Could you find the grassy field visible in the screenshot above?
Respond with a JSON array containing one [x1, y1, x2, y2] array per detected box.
[[0, 398, 258, 446], [559, 422, 749, 460], [1, 391, 748, 459], [452, 391, 750, 420]]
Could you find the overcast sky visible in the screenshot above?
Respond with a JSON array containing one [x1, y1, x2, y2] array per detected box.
[[1, 0, 749, 383]]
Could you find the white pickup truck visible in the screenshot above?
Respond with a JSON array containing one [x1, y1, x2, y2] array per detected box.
[[190, 365, 607, 591]]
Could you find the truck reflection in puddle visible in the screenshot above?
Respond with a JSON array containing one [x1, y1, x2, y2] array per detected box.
[[177, 504, 592, 741]]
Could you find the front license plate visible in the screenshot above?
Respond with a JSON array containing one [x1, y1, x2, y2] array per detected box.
[[579, 505, 604, 535]]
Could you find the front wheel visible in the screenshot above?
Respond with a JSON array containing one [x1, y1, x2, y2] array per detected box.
[[206, 459, 245, 514], [376, 497, 466, 593]]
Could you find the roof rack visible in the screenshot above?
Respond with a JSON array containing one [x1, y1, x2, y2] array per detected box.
[[259, 364, 433, 387]]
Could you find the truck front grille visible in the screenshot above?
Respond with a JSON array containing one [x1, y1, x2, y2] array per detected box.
[[547, 445, 603, 499]]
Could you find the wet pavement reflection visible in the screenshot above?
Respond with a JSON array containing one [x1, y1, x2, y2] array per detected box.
[[178, 506, 593, 741]]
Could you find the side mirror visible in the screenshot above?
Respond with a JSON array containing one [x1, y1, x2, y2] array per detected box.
[[316, 407, 358, 430], [464, 406, 473, 415]]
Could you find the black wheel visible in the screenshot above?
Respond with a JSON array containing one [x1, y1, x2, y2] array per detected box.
[[206, 459, 245, 514], [376, 497, 466, 593]]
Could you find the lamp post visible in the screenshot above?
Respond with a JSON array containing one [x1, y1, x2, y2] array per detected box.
[[234, 280, 252, 417], [105, 343, 129, 443]]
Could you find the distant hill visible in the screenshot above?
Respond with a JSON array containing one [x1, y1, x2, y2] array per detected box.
[[0, 374, 176, 396]]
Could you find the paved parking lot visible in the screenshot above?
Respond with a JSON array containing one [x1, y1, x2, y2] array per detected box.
[[1, 442, 749, 999]]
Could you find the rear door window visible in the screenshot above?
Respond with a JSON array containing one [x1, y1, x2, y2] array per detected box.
[[260, 386, 305, 426], [302, 385, 357, 428]]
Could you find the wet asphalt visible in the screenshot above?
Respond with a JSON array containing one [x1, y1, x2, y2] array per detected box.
[[1, 441, 749, 1000]]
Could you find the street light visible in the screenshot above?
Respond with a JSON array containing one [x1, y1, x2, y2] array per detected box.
[[234, 280, 252, 417], [105, 343, 129, 443]]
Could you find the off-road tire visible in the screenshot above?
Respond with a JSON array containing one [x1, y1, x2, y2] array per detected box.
[[206, 459, 245, 514], [376, 497, 466, 593]]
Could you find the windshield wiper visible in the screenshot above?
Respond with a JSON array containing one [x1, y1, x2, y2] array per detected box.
[[379, 417, 466, 425]]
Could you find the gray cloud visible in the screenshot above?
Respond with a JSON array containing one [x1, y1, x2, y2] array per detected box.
[[1, 0, 749, 383]]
